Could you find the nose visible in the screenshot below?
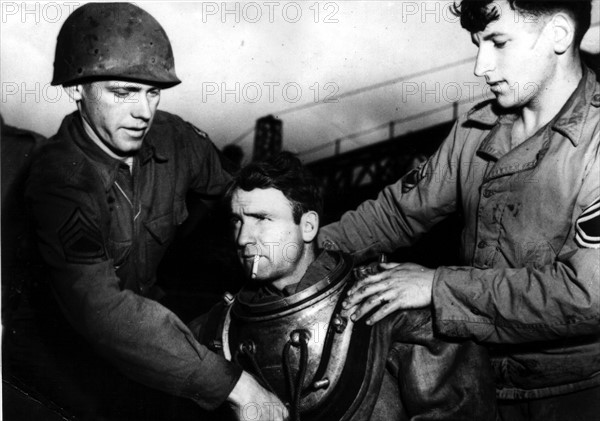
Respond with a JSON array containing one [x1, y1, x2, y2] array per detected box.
[[131, 93, 152, 121], [236, 221, 255, 249], [474, 46, 494, 78]]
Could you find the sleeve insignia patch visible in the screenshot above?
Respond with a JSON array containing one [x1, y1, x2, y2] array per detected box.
[[575, 198, 600, 249], [58, 208, 108, 264]]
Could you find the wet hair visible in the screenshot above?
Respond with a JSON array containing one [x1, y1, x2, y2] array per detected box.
[[452, 0, 592, 45], [227, 152, 323, 224]]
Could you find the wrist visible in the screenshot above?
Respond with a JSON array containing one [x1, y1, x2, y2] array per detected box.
[[227, 370, 251, 406]]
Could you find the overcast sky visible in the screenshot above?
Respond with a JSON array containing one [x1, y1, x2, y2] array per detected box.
[[2, 1, 599, 163]]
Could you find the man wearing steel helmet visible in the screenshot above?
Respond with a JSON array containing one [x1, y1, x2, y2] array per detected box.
[[16, 3, 287, 420], [319, 1, 600, 420]]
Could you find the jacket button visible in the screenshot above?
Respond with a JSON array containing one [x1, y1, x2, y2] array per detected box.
[[592, 93, 600, 107], [483, 189, 494, 198], [478, 241, 487, 249]]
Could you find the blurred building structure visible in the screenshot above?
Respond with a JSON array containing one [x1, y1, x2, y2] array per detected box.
[[252, 115, 282, 162]]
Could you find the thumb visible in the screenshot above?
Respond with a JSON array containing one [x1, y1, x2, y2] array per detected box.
[[379, 262, 401, 270]]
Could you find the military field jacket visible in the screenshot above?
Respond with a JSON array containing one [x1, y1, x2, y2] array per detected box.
[[319, 67, 600, 399], [25, 110, 241, 409]]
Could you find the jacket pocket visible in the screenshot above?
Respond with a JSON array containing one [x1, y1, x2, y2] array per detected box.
[[143, 212, 174, 245]]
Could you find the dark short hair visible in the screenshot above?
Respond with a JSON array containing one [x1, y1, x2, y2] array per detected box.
[[227, 152, 323, 224], [452, 0, 592, 45]]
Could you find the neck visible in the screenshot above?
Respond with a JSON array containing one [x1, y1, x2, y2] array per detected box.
[[516, 56, 582, 143], [272, 245, 316, 291]]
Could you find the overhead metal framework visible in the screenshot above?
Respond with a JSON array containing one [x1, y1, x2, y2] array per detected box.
[[307, 122, 454, 223]]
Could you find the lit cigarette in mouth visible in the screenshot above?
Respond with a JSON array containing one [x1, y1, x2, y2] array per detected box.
[[251, 255, 260, 279]]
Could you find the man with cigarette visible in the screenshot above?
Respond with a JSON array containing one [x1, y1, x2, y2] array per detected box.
[[13, 3, 286, 420], [192, 152, 496, 420], [319, 1, 600, 419]]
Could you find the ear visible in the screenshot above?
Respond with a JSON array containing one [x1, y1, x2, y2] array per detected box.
[[64, 84, 84, 102], [300, 211, 319, 243], [550, 12, 576, 54]]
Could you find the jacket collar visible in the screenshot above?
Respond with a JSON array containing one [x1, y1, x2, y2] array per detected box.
[[60, 111, 168, 191], [470, 65, 598, 150], [551, 65, 599, 147]]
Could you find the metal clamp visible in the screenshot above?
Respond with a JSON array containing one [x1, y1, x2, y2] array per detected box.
[[289, 329, 311, 347], [332, 315, 347, 333]]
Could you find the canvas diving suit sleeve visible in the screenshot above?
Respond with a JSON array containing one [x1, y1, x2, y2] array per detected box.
[[383, 309, 496, 420]]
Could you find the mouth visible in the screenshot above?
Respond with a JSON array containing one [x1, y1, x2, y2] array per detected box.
[[239, 254, 262, 279], [124, 127, 148, 138], [487, 81, 505, 94]]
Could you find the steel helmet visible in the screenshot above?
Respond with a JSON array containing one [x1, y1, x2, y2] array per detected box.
[[52, 2, 181, 88]]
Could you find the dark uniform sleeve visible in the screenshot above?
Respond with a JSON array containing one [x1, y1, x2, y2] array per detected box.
[[25, 148, 241, 410]]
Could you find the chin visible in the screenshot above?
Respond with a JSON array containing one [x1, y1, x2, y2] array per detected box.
[[494, 96, 519, 110], [250, 276, 273, 285], [121, 142, 144, 153]]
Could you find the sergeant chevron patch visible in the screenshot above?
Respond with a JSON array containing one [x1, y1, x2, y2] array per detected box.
[[59, 208, 107, 263], [575, 198, 600, 249]]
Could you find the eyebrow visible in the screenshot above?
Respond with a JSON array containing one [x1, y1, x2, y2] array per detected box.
[[472, 31, 506, 45], [232, 210, 269, 219], [483, 32, 506, 40]]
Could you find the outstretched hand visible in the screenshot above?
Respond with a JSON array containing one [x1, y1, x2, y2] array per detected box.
[[342, 262, 435, 325], [228, 371, 289, 421]]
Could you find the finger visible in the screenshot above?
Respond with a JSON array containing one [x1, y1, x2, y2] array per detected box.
[[278, 403, 289, 421], [340, 303, 359, 318], [345, 277, 383, 303], [349, 290, 393, 322], [379, 262, 401, 270], [343, 278, 390, 308], [349, 301, 377, 322], [256, 398, 287, 421], [366, 300, 401, 325], [347, 270, 390, 296]]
